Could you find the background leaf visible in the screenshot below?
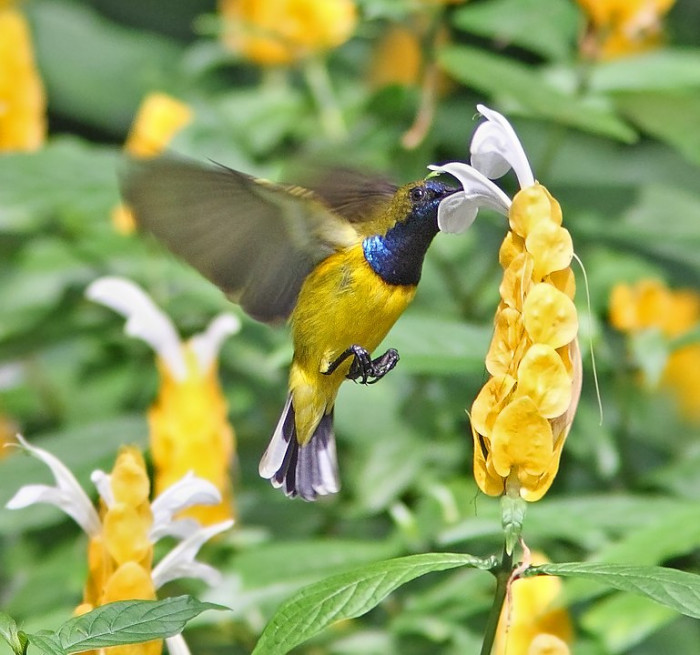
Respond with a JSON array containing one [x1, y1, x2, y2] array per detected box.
[[252, 553, 494, 655], [532, 563, 700, 619]]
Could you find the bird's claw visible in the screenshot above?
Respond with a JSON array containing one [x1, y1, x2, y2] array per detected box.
[[322, 345, 400, 384]]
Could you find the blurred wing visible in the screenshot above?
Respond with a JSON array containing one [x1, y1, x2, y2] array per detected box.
[[121, 156, 359, 323], [295, 166, 398, 224]]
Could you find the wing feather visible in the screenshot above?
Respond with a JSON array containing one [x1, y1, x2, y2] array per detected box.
[[121, 156, 359, 323]]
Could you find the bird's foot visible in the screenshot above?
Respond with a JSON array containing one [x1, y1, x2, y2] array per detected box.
[[322, 345, 399, 385]]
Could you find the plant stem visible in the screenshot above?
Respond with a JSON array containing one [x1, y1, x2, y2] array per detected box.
[[303, 56, 347, 141], [480, 546, 513, 655]]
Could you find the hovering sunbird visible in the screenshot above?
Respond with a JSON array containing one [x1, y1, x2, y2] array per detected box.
[[122, 158, 456, 500]]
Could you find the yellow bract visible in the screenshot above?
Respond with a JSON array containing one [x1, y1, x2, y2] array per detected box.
[[494, 552, 572, 655], [220, 0, 357, 66], [0, 6, 46, 151], [78, 448, 161, 655], [150, 346, 236, 524], [112, 93, 193, 234], [576, 0, 676, 59], [610, 278, 700, 423], [471, 184, 581, 501]]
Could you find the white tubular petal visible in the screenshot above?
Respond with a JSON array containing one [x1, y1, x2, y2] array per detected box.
[[86, 277, 187, 381], [166, 634, 192, 655], [6, 435, 101, 536], [151, 520, 234, 589], [189, 313, 240, 373], [436, 192, 478, 234], [90, 470, 114, 507], [429, 163, 511, 233], [150, 472, 222, 541], [472, 104, 535, 189]]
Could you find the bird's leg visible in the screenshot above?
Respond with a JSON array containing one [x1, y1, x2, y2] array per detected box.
[[322, 345, 400, 385]]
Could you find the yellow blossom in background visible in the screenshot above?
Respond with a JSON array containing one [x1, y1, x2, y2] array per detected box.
[[610, 279, 700, 422], [220, 0, 357, 66], [0, 5, 46, 150], [77, 447, 161, 655], [495, 553, 572, 655], [112, 93, 193, 234], [370, 25, 422, 89], [7, 436, 232, 655], [576, 0, 676, 59], [87, 277, 240, 524], [431, 106, 581, 502], [150, 346, 236, 524]]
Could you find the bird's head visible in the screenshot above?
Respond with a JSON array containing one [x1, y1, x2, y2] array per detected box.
[[378, 177, 457, 237]]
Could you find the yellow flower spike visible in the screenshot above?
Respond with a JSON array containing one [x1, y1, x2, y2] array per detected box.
[[499, 253, 534, 311], [150, 346, 236, 524], [609, 278, 700, 423], [220, 0, 357, 66], [486, 308, 528, 377], [124, 93, 193, 159], [498, 231, 526, 269], [103, 504, 153, 566], [0, 6, 46, 151], [495, 552, 572, 654], [87, 277, 240, 524], [490, 397, 554, 480], [369, 25, 422, 90], [7, 438, 232, 655], [471, 374, 517, 436], [577, 0, 676, 59], [523, 284, 578, 349], [102, 561, 156, 604], [110, 448, 151, 506], [548, 268, 576, 300], [509, 184, 562, 238], [515, 345, 573, 419], [434, 106, 580, 502], [526, 222, 574, 281], [472, 428, 507, 496]]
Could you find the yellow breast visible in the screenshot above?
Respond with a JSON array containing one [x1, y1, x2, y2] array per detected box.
[[288, 244, 416, 443]]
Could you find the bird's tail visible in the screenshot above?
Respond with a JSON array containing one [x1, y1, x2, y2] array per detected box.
[[258, 394, 340, 500]]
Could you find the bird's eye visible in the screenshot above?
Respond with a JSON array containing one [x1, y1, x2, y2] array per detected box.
[[409, 187, 426, 202]]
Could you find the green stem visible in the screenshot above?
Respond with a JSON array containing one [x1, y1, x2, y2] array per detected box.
[[303, 56, 347, 141], [480, 546, 514, 655]]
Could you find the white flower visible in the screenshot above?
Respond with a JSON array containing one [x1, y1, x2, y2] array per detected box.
[[470, 104, 534, 188], [85, 277, 241, 381], [428, 162, 511, 234], [5, 438, 232, 591], [152, 520, 233, 589], [429, 104, 536, 234], [6, 435, 101, 536]]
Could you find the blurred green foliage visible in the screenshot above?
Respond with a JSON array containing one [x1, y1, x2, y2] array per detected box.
[[1, 0, 700, 653]]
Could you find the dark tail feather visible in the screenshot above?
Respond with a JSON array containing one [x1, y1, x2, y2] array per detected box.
[[258, 394, 339, 501]]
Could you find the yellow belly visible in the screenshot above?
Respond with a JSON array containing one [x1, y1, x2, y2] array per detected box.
[[289, 244, 416, 443]]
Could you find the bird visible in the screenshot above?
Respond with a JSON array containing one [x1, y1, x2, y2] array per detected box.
[[121, 156, 456, 501]]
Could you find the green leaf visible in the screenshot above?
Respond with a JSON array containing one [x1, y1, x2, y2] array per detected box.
[[590, 49, 700, 93], [25, 633, 62, 655], [28, 0, 182, 134], [452, 0, 579, 61], [0, 612, 27, 655], [26, 597, 228, 654], [581, 592, 676, 653], [613, 91, 700, 166], [530, 562, 700, 619], [438, 45, 637, 142], [252, 553, 495, 655]]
